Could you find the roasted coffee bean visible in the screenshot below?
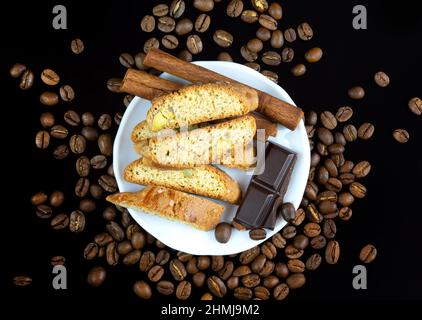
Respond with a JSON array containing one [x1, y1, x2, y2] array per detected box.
[[259, 14, 277, 30], [169, 0, 185, 18], [106, 221, 124, 242], [13, 275, 33, 286], [177, 49, 192, 62], [353, 161, 371, 178], [233, 265, 252, 277], [79, 198, 96, 213], [139, 251, 155, 272], [153, 4, 169, 17], [343, 124, 358, 142], [140, 15, 155, 32], [261, 242, 277, 259], [143, 37, 160, 53], [286, 273, 305, 289], [97, 114, 112, 131], [241, 45, 258, 62], [234, 287, 253, 300], [393, 129, 410, 143], [348, 86, 365, 100], [358, 123, 375, 140], [317, 127, 334, 145], [194, 0, 214, 12], [316, 166, 329, 185], [281, 47, 294, 62], [250, 255, 266, 274], [40, 92, 59, 106], [36, 204, 52, 219], [157, 280, 174, 295], [282, 226, 297, 239], [319, 199, 338, 215], [208, 276, 227, 297], [86, 266, 106, 288], [75, 156, 90, 177], [328, 143, 345, 154], [275, 262, 289, 279], [320, 111, 337, 130], [241, 273, 260, 288], [408, 97, 422, 116], [305, 47, 323, 63], [306, 112, 318, 126], [174, 18, 192, 35], [285, 244, 303, 259], [126, 224, 141, 241], [291, 64, 306, 77], [59, 85, 75, 102], [306, 125, 315, 138], [262, 51, 281, 66], [336, 106, 353, 122], [20, 70, 34, 90], [218, 52, 233, 61], [251, 0, 268, 12], [332, 154, 346, 170], [297, 22, 313, 40], [339, 160, 354, 174], [325, 240, 340, 264], [211, 256, 224, 272], [157, 16, 175, 33], [306, 203, 323, 223], [305, 181, 318, 200], [310, 235, 326, 249], [323, 219, 337, 239], [161, 35, 178, 50], [118, 53, 134, 68], [62, 110, 80, 127], [186, 34, 203, 54], [338, 206, 353, 221], [10, 63, 27, 78], [155, 250, 170, 266], [326, 177, 342, 192], [226, 276, 239, 290], [272, 283, 289, 300], [95, 232, 113, 247], [359, 244, 377, 263], [303, 222, 321, 238], [41, 69, 60, 86], [284, 28, 296, 42], [83, 242, 99, 260], [268, 2, 282, 19], [50, 125, 68, 139], [259, 261, 275, 278], [51, 255, 65, 266], [170, 259, 187, 281], [106, 242, 119, 266], [374, 71, 390, 87], [51, 213, 69, 230], [247, 38, 264, 53], [197, 256, 210, 270], [256, 27, 271, 41], [80, 113, 94, 127], [227, 0, 243, 17], [213, 30, 233, 48], [193, 15, 209, 34], [106, 78, 122, 93], [114, 112, 123, 126], [69, 134, 86, 154], [218, 260, 234, 280], [133, 54, 148, 72], [131, 232, 146, 250], [70, 38, 84, 54], [35, 131, 50, 149], [40, 112, 55, 128], [177, 252, 192, 262], [123, 250, 141, 266], [239, 246, 260, 264], [69, 210, 85, 233], [350, 182, 367, 198], [134, 281, 152, 299], [261, 70, 278, 83], [271, 233, 286, 249], [287, 259, 305, 273], [304, 255, 321, 273], [30, 193, 48, 208], [261, 275, 278, 290], [75, 178, 90, 197], [241, 9, 258, 23], [103, 206, 118, 221], [249, 228, 266, 240], [334, 132, 347, 146], [97, 134, 113, 157], [49, 191, 64, 207], [281, 202, 296, 222], [270, 30, 284, 48], [292, 208, 306, 227], [89, 155, 107, 171], [117, 241, 133, 255], [293, 234, 309, 250], [215, 222, 232, 243]]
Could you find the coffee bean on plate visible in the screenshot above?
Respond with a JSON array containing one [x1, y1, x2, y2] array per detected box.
[[215, 222, 232, 243], [249, 228, 266, 240]]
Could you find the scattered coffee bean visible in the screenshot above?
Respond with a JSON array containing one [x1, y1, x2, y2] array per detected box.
[[170, 259, 187, 281], [286, 273, 305, 289], [10, 63, 27, 78], [106, 221, 124, 242], [83, 242, 99, 260], [144, 37, 160, 53], [133, 281, 152, 299], [89, 184, 103, 199], [244, 62, 260, 71], [310, 235, 326, 249], [41, 69, 60, 86], [40, 112, 55, 128], [256, 27, 271, 41], [194, 14, 210, 33], [176, 281, 191, 300], [374, 71, 390, 87], [336, 106, 353, 122], [393, 129, 409, 143], [357, 123, 375, 140], [270, 30, 284, 48], [297, 22, 313, 40], [87, 266, 106, 287], [280, 203, 295, 222], [158, 16, 176, 33], [281, 47, 294, 62], [80, 126, 98, 141], [291, 64, 306, 77], [31, 191, 48, 206], [157, 280, 174, 295], [20, 70, 34, 90], [282, 226, 296, 239], [247, 38, 264, 53], [97, 114, 112, 131], [213, 30, 233, 48], [69, 210, 85, 233], [262, 51, 281, 66], [98, 134, 113, 156], [13, 275, 32, 286], [153, 4, 169, 17], [79, 198, 96, 213], [251, 0, 268, 12], [349, 182, 367, 198], [194, 0, 214, 12], [51, 256, 65, 266], [63, 110, 80, 127], [49, 191, 64, 207], [75, 177, 90, 197], [119, 53, 134, 68], [241, 9, 258, 23], [186, 35, 203, 54], [259, 14, 277, 31], [261, 70, 278, 83], [106, 242, 119, 266], [359, 244, 377, 263], [162, 35, 179, 49], [53, 145, 69, 160], [227, 0, 244, 17], [40, 92, 59, 106], [69, 134, 86, 154], [241, 45, 258, 62], [169, 0, 185, 18], [325, 240, 340, 264], [140, 15, 155, 32], [178, 49, 193, 62], [408, 97, 422, 116], [249, 228, 266, 240], [35, 130, 50, 149], [348, 86, 365, 100], [59, 85, 75, 102], [343, 124, 358, 142], [306, 253, 322, 271], [234, 287, 253, 300], [217, 52, 233, 62], [36, 204, 53, 219], [339, 206, 353, 221], [284, 28, 297, 42], [207, 276, 227, 297], [70, 38, 84, 54]]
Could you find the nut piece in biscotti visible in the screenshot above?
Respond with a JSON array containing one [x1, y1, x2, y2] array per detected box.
[[146, 82, 259, 131], [124, 158, 241, 204], [142, 115, 256, 168], [106, 186, 224, 231]]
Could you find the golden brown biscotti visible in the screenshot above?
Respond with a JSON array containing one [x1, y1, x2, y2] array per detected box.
[[124, 158, 241, 204], [106, 187, 224, 231], [146, 82, 259, 132], [143, 115, 256, 168]]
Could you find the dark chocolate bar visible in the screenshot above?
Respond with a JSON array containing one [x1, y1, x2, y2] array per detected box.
[[233, 142, 297, 230]]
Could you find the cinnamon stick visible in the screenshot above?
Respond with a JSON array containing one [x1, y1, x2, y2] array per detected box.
[[143, 48, 304, 130]]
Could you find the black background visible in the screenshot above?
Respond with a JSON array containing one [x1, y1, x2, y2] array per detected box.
[[1, 0, 421, 312]]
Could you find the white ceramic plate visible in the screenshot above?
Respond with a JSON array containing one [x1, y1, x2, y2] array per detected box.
[[114, 61, 310, 255]]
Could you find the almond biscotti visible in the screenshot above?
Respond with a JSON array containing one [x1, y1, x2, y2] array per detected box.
[[106, 186, 224, 231], [146, 82, 259, 132], [141, 115, 256, 168], [124, 158, 241, 204]]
